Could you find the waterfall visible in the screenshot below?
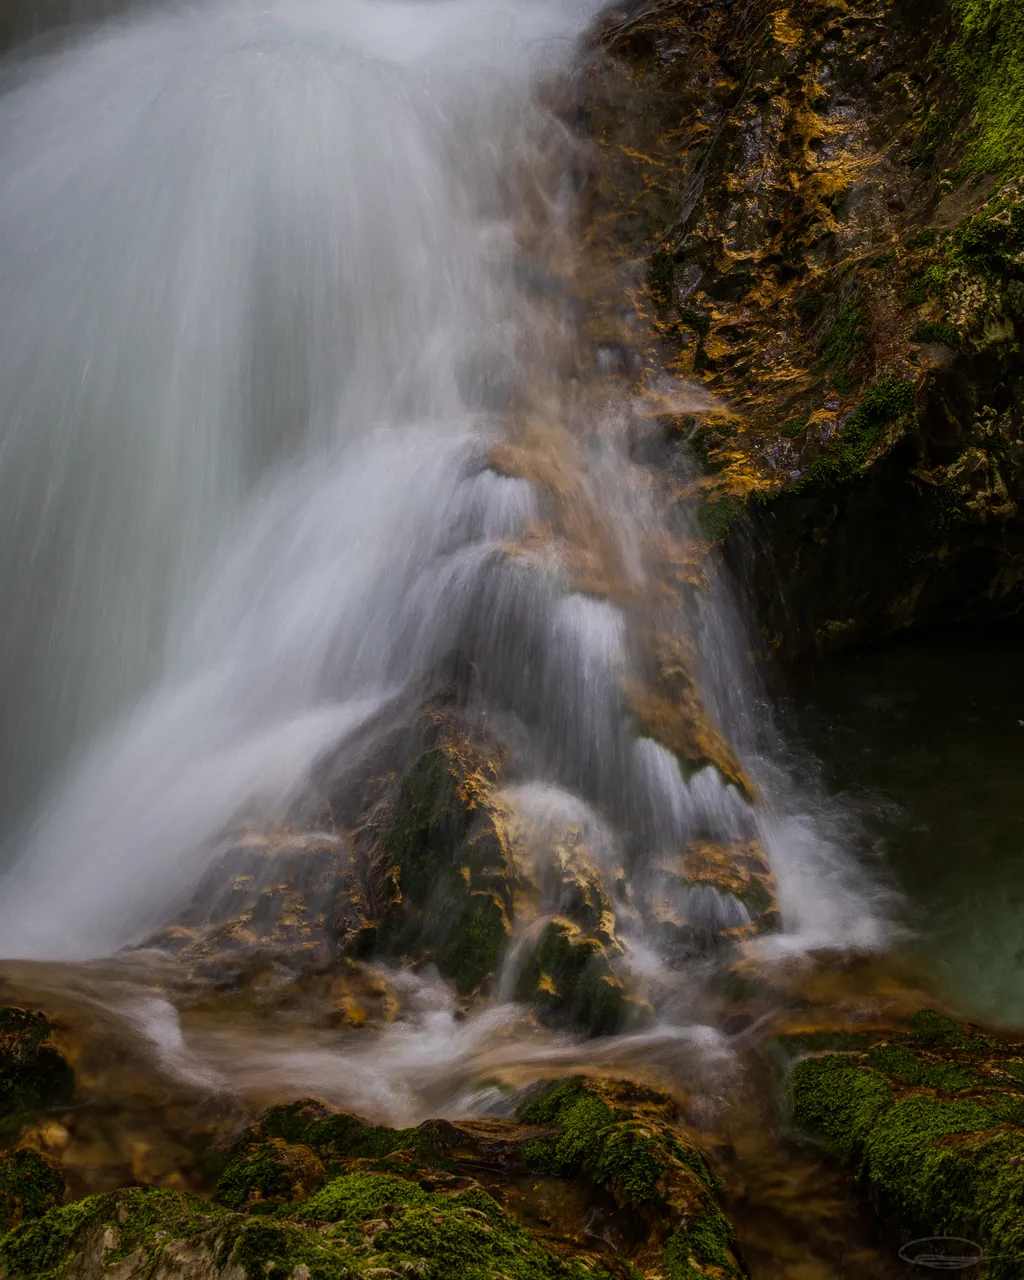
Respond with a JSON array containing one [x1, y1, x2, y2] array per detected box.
[[0, 0, 888, 972]]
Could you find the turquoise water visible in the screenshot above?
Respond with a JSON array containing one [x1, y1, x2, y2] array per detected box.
[[792, 626, 1024, 1030]]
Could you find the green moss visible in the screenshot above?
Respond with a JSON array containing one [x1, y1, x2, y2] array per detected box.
[[514, 921, 626, 1035], [947, 201, 1024, 279], [214, 1136, 324, 1212], [373, 744, 512, 994], [796, 377, 916, 490], [696, 493, 745, 542], [908, 263, 949, 306], [781, 413, 811, 439], [517, 1079, 738, 1279], [297, 1171, 428, 1225], [0, 1196, 107, 1280], [816, 301, 866, 394], [866, 1044, 924, 1083], [790, 1021, 1024, 1280], [911, 106, 961, 168], [901, 1008, 998, 1053], [251, 1100, 442, 1174], [911, 321, 963, 348], [870, 249, 897, 268], [0, 1188, 226, 1280], [0, 1008, 75, 1140], [518, 1078, 718, 1203], [373, 1185, 586, 1280], [663, 1202, 740, 1280], [0, 1149, 65, 1232], [686, 421, 733, 471], [907, 229, 941, 250], [948, 0, 1024, 172], [215, 1215, 355, 1280]]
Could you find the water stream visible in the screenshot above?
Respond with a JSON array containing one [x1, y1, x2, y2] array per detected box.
[[0, 2, 949, 1273]]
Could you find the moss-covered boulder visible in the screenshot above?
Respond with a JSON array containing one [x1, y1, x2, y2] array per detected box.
[[514, 919, 629, 1036], [216, 1097, 444, 1183], [0, 1149, 64, 1233], [0, 1186, 353, 1280], [0, 1081, 744, 1279], [517, 1077, 744, 1280], [0, 1009, 74, 1141], [213, 1134, 326, 1213], [788, 1009, 1024, 1276], [361, 714, 516, 997]]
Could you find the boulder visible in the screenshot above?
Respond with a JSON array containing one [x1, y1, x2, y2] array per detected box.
[[788, 1009, 1024, 1276]]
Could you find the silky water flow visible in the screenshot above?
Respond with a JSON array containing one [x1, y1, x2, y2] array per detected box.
[[0, 0, 893, 1127]]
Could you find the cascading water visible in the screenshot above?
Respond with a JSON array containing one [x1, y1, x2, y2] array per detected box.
[[0, 0, 891, 1107]]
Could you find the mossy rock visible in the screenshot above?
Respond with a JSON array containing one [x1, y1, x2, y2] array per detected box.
[[788, 1009, 1024, 1277], [1, 1082, 745, 1279], [514, 919, 628, 1037], [517, 1077, 744, 1279], [0, 1008, 75, 1141], [367, 723, 515, 996], [225, 1098, 444, 1178], [0, 1148, 65, 1233], [0, 1166, 607, 1280], [214, 1134, 326, 1212]]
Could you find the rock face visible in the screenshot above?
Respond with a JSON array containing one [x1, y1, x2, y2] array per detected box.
[[0, 1078, 744, 1280], [786, 1009, 1024, 1277], [581, 0, 1024, 652]]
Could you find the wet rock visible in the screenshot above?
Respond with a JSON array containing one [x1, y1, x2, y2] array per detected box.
[[0, 1008, 75, 1141], [360, 713, 516, 996], [513, 918, 629, 1036], [788, 1009, 1024, 1273], [638, 836, 780, 967], [213, 1135, 326, 1213], [624, 632, 757, 801], [144, 830, 352, 977], [581, 0, 1024, 652], [0, 1148, 65, 1233], [0, 1080, 745, 1279], [516, 1077, 745, 1279]]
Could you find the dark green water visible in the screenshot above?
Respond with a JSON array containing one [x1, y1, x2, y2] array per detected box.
[[792, 626, 1024, 1030]]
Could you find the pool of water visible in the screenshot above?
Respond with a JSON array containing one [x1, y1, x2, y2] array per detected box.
[[791, 624, 1024, 1030]]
